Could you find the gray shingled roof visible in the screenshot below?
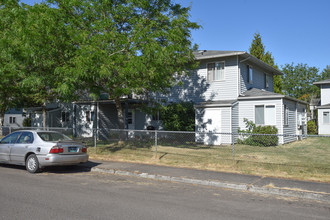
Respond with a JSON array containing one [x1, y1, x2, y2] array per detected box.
[[193, 50, 245, 59], [238, 88, 308, 104], [239, 88, 282, 98], [193, 50, 283, 76], [314, 79, 330, 85]]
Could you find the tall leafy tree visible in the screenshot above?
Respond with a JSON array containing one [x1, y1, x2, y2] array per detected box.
[[320, 65, 330, 80], [249, 32, 283, 94], [20, 2, 76, 128], [282, 63, 320, 101], [0, 0, 25, 127], [49, 0, 200, 129]]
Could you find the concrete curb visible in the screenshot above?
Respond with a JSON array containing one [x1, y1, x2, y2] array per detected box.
[[91, 167, 330, 203]]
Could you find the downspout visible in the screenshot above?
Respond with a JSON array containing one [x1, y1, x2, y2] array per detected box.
[[237, 55, 240, 96]]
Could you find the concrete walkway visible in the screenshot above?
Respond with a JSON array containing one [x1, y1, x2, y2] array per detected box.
[[80, 160, 330, 203]]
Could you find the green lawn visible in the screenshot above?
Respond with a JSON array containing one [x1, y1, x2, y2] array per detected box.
[[87, 137, 330, 182]]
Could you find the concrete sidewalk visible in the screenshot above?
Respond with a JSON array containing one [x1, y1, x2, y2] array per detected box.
[[80, 160, 330, 203]]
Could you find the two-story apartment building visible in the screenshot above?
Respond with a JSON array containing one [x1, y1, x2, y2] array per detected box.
[[314, 79, 330, 135], [31, 50, 307, 145], [157, 51, 307, 144]]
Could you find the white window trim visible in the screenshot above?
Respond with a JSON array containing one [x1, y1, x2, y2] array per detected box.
[[207, 61, 225, 82], [9, 116, 16, 124], [254, 104, 276, 126]]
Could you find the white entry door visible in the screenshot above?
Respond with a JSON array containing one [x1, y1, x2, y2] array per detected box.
[[203, 108, 221, 145]]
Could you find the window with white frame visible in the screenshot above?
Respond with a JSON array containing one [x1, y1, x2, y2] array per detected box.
[[284, 105, 289, 126], [207, 62, 225, 81], [9, 117, 16, 124], [247, 65, 253, 84], [323, 112, 330, 124], [255, 105, 276, 125]]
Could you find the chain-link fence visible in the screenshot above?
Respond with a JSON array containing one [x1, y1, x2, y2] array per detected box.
[[1, 126, 330, 179]]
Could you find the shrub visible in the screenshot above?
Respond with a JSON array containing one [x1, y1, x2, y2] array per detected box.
[[238, 119, 278, 146], [23, 117, 31, 127], [307, 120, 317, 135], [160, 101, 195, 131]]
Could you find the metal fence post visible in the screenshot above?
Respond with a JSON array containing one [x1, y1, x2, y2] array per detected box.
[[155, 130, 158, 154], [232, 133, 235, 162], [93, 128, 97, 152]]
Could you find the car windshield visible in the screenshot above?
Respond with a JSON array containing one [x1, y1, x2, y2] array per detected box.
[[37, 132, 72, 142]]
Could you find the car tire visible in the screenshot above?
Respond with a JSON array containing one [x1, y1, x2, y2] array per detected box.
[[26, 154, 40, 173]]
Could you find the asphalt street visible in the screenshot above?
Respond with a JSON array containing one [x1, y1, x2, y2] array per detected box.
[[0, 164, 329, 220]]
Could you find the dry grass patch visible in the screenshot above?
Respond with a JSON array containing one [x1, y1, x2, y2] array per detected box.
[[87, 137, 330, 182]]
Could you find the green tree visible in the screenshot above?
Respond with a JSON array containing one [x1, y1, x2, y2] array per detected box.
[[0, 0, 25, 127], [249, 32, 283, 94], [282, 63, 320, 101], [320, 65, 330, 80], [49, 0, 200, 129], [19, 2, 77, 128]]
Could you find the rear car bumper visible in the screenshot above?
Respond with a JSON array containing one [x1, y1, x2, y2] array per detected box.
[[38, 154, 89, 167]]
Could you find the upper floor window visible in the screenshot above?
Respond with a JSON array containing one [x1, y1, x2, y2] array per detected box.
[[265, 74, 270, 88], [247, 65, 253, 84], [207, 62, 225, 81]]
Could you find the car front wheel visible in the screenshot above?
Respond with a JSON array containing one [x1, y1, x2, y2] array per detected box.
[[26, 154, 40, 173]]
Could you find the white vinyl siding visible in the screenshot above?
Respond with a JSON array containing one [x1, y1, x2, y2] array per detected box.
[[240, 63, 274, 94], [239, 99, 283, 143], [320, 84, 330, 105], [156, 56, 239, 103], [282, 99, 297, 143], [318, 108, 330, 135]]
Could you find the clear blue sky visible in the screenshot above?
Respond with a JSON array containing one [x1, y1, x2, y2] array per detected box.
[[21, 0, 330, 71]]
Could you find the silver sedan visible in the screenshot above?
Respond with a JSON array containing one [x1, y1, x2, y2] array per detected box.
[[0, 130, 88, 173]]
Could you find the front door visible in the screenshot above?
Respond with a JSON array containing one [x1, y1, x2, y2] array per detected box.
[[203, 108, 222, 145]]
